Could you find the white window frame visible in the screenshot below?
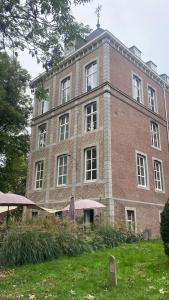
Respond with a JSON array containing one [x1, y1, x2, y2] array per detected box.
[[35, 161, 44, 190], [132, 73, 143, 104], [148, 86, 157, 113], [40, 89, 49, 114], [153, 158, 164, 192], [125, 207, 136, 232], [61, 77, 70, 104], [85, 101, 97, 132], [84, 147, 97, 182], [85, 61, 97, 92], [38, 123, 47, 148], [57, 155, 68, 186], [150, 121, 160, 149], [59, 114, 69, 141], [136, 151, 149, 189]]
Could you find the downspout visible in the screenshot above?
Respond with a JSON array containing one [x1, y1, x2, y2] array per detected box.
[[163, 84, 169, 146]]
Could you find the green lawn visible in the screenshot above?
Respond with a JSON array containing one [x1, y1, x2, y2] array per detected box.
[[0, 240, 169, 300]]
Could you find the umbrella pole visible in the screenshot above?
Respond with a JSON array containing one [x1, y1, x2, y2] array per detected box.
[[6, 205, 10, 225]]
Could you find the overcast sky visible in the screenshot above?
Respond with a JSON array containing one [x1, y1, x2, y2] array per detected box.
[[18, 0, 169, 79]]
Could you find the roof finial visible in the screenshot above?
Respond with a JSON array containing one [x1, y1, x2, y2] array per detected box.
[[95, 4, 102, 29]]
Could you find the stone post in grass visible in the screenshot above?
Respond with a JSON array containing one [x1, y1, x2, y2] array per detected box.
[[109, 256, 117, 287]]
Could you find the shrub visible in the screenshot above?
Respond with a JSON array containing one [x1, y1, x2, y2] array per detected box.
[[160, 199, 169, 256], [0, 230, 61, 266], [0, 218, 143, 267], [89, 226, 143, 250], [56, 230, 91, 256]]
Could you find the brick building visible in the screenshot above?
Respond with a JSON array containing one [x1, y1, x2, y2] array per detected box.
[[27, 26, 169, 237]]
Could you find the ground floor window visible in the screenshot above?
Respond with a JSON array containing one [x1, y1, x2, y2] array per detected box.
[[126, 209, 136, 232], [32, 211, 38, 217], [84, 209, 94, 225]]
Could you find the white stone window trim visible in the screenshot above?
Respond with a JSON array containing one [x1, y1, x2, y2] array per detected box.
[[81, 144, 99, 184], [57, 110, 71, 143], [59, 73, 72, 105], [125, 207, 137, 233], [132, 72, 144, 104], [81, 97, 99, 135], [147, 84, 158, 113], [56, 154, 68, 187], [83, 57, 99, 93], [39, 88, 50, 115], [37, 122, 48, 149], [85, 101, 97, 132], [59, 113, 69, 141], [150, 121, 161, 150], [34, 160, 44, 191], [84, 146, 97, 182], [152, 157, 165, 193], [135, 150, 149, 190]]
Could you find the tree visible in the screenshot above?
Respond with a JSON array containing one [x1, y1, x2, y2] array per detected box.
[[160, 199, 169, 256], [0, 0, 91, 69], [0, 52, 32, 194]]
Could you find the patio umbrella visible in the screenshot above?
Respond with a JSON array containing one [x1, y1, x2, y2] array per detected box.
[[0, 193, 38, 223], [0, 193, 37, 207], [63, 199, 105, 211]]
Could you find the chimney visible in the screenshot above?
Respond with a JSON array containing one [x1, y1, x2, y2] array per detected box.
[[146, 61, 157, 73], [129, 46, 142, 59]]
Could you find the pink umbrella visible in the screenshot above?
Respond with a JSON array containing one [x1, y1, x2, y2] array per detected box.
[[0, 193, 37, 207], [63, 199, 105, 211], [0, 193, 38, 223]]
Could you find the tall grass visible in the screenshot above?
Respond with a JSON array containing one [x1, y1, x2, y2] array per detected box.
[[0, 217, 143, 266]]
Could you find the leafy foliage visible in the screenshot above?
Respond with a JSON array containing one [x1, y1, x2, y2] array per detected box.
[[0, 218, 143, 266], [0, 52, 32, 194], [0, 0, 91, 69], [0, 231, 61, 266], [160, 199, 169, 256]]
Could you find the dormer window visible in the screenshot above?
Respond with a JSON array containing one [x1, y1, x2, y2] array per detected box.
[[160, 74, 169, 84], [129, 46, 142, 59], [61, 77, 70, 104], [86, 61, 97, 92], [146, 61, 157, 73]]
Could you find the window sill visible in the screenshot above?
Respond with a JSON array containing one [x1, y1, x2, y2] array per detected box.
[[151, 145, 161, 151], [84, 180, 98, 184], [137, 185, 150, 191], [56, 184, 68, 188], [155, 189, 165, 194]]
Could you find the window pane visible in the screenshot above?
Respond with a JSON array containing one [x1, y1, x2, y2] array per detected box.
[[85, 147, 97, 181], [136, 154, 147, 187]]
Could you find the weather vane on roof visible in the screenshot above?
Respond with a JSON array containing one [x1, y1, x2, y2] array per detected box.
[[95, 4, 102, 29]]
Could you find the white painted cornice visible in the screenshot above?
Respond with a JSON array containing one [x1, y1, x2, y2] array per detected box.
[[31, 29, 169, 91]]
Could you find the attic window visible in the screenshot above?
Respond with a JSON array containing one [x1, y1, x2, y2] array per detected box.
[[129, 46, 142, 59], [146, 61, 157, 73], [64, 41, 75, 57], [160, 74, 169, 84]]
